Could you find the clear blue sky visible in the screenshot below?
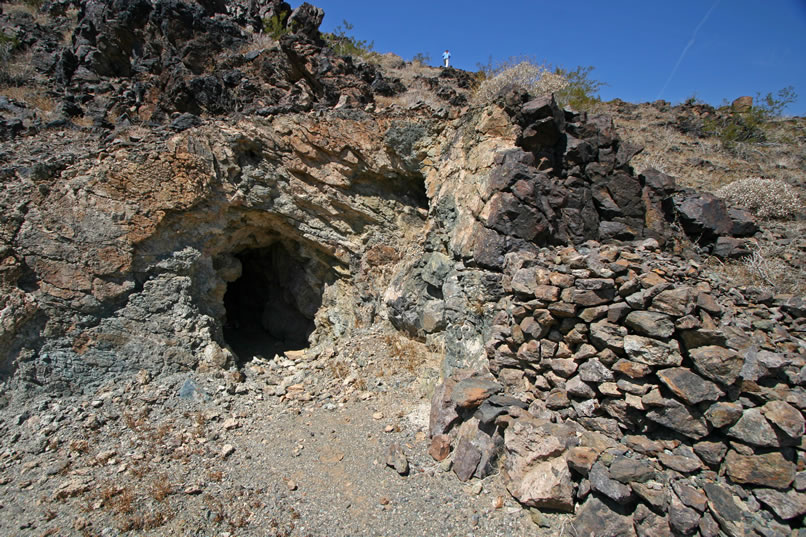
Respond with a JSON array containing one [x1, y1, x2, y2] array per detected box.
[[290, 0, 806, 116]]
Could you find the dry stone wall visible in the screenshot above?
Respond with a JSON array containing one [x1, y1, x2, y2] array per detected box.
[[429, 239, 806, 535]]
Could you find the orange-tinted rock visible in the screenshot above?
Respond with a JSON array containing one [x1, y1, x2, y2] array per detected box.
[[428, 434, 451, 462], [725, 451, 796, 489]]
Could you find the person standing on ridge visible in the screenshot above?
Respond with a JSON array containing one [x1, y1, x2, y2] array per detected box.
[[442, 49, 451, 68]]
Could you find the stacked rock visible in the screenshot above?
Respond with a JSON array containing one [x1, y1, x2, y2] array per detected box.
[[430, 240, 805, 536]]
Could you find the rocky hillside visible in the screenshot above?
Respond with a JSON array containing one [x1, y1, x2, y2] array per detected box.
[[0, 1, 804, 536]]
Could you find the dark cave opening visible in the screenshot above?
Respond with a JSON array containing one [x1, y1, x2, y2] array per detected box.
[[222, 243, 321, 362]]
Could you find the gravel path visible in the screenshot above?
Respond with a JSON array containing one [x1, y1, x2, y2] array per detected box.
[[0, 359, 570, 537]]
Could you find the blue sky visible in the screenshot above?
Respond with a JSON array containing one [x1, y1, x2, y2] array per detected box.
[[290, 0, 806, 116]]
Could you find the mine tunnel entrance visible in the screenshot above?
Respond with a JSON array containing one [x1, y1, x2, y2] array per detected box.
[[223, 242, 322, 362]]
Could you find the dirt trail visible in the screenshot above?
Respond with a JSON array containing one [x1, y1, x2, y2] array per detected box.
[[0, 361, 570, 537]]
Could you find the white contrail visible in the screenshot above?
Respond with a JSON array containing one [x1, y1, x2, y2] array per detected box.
[[657, 0, 721, 100]]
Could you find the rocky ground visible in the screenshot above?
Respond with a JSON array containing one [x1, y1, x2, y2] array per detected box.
[[0, 340, 572, 537]]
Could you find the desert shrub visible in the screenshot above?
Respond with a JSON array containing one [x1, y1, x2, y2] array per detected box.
[[2, 0, 43, 16], [473, 57, 604, 109], [552, 65, 604, 110], [473, 60, 567, 104], [0, 32, 27, 84], [262, 12, 289, 40], [704, 86, 798, 147], [756, 86, 797, 117], [710, 237, 805, 295], [716, 177, 801, 219], [323, 20, 375, 59], [0, 33, 19, 65], [704, 107, 767, 144], [411, 52, 430, 65]]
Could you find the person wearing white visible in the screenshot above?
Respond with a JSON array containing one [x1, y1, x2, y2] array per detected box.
[[442, 49, 451, 67]]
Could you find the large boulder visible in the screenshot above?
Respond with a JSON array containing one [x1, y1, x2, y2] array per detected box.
[[671, 190, 757, 245]]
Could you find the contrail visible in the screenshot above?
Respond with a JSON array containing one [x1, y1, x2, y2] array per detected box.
[[657, 0, 721, 100]]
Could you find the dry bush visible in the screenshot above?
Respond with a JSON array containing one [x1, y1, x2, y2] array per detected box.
[[238, 32, 278, 55], [382, 333, 428, 374], [122, 411, 144, 431], [117, 510, 171, 532], [328, 359, 350, 379], [372, 52, 406, 71], [1, 48, 35, 82], [709, 239, 806, 295], [1, 1, 41, 18], [0, 39, 13, 67], [473, 61, 567, 105], [374, 89, 444, 113], [150, 475, 173, 502], [69, 439, 89, 454], [0, 85, 56, 111], [716, 177, 801, 219], [607, 103, 801, 195], [207, 469, 223, 482], [106, 486, 134, 515], [71, 115, 94, 128]]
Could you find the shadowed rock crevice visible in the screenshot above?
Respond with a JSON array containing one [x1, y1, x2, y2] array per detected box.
[[351, 171, 429, 211], [222, 242, 324, 362]]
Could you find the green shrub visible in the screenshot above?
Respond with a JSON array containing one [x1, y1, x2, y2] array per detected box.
[[716, 177, 801, 219], [552, 65, 604, 110], [323, 20, 375, 59], [262, 12, 289, 40], [703, 106, 767, 144], [756, 86, 797, 117], [704, 86, 798, 147]]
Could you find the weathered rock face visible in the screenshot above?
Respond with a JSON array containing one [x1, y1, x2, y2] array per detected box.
[[383, 92, 755, 372], [0, 0, 445, 391], [2, 110, 432, 389]]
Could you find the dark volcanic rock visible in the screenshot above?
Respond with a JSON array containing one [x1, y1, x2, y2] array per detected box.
[[704, 401, 743, 429], [753, 488, 806, 520], [608, 456, 655, 484], [688, 346, 743, 386], [704, 483, 749, 537], [645, 398, 710, 439], [761, 400, 805, 440], [656, 367, 724, 405], [671, 190, 736, 244], [669, 492, 701, 536], [726, 408, 779, 448], [572, 496, 636, 537], [589, 462, 632, 504], [624, 310, 675, 338]]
